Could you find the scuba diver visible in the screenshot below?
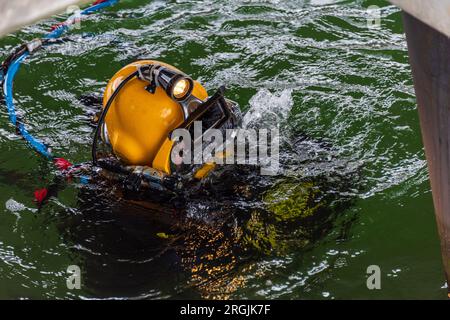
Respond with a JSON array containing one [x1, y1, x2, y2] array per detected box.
[[90, 59, 243, 194]]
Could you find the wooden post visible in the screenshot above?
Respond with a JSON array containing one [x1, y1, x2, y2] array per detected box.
[[402, 12, 450, 295]]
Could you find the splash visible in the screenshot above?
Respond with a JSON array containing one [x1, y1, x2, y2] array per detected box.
[[243, 89, 293, 129]]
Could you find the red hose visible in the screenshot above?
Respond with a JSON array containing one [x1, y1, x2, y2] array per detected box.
[[93, 0, 110, 5]]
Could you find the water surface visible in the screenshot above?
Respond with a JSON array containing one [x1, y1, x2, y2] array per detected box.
[[0, 0, 445, 299]]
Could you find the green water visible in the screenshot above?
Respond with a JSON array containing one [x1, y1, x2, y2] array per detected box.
[[0, 0, 445, 299]]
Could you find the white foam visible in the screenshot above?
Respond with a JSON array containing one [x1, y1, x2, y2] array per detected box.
[[5, 198, 37, 214], [243, 89, 293, 129]]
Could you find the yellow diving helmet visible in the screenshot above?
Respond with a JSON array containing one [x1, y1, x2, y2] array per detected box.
[[93, 60, 240, 186]]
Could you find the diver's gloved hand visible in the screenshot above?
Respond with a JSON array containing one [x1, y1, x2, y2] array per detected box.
[[123, 172, 143, 192]]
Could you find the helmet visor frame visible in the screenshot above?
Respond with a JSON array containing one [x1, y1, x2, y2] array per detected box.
[[170, 86, 235, 141]]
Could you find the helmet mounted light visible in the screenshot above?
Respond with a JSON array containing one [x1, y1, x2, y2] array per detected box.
[[138, 64, 194, 101]]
